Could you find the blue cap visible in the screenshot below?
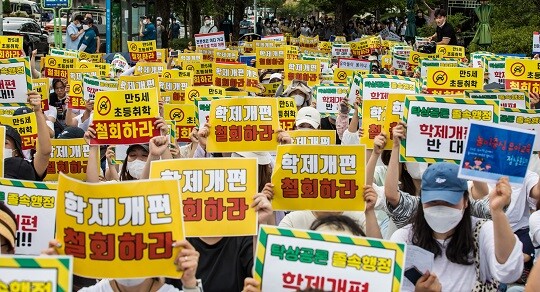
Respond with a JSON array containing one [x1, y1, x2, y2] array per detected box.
[[421, 162, 468, 205]]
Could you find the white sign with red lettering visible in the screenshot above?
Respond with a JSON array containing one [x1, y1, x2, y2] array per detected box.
[[0, 180, 58, 255], [263, 34, 285, 42], [82, 75, 117, 101], [195, 32, 226, 49]]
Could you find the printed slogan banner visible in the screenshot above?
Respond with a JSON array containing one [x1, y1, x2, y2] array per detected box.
[[0, 255, 72, 292], [401, 96, 500, 163], [0, 57, 31, 105], [127, 40, 157, 61], [43, 56, 78, 79], [45, 138, 94, 181], [0, 113, 38, 150], [284, 59, 321, 87], [55, 174, 184, 278], [254, 226, 405, 292], [194, 32, 226, 49], [272, 145, 366, 211], [278, 98, 297, 131], [207, 97, 279, 152], [0, 36, 24, 58], [91, 88, 160, 145], [289, 130, 336, 145], [499, 108, 540, 151], [150, 158, 258, 237], [458, 122, 535, 184], [0, 179, 58, 255], [505, 59, 540, 94], [359, 74, 418, 100], [426, 67, 483, 95]]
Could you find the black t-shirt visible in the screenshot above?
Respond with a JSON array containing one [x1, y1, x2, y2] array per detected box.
[[166, 237, 253, 292], [49, 92, 66, 120], [436, 22, 457, 46], [171, 23, 181, 38], [220, 19, 233, 41], [92, 25, 99, 37], [320, 117, 342, 145]]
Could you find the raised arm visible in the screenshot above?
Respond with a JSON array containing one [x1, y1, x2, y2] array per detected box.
[[490, 177, 517, 264], [384, 122, 406, 207], [83, 125, 100, 183], [28, 91, 52, 177]]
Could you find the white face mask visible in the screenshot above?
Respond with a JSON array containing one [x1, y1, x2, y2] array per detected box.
[[261, 79, 270, 84], [157, 21, 162, 25], [405, 162, 428, 180], [126, 159, 146, 179], [4, 148, 13, 159], [205, 20, 211, 25], [115, 279, 146, 287], [293, 94, 305, 106], [83, 25, 90, 30], [76, 23, 82, 28], [423, 205, 464, 234]]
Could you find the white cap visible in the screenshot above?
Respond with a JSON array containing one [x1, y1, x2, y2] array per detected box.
[[232, 152, 272, 165], [295, 107, 321, 129], [269, 73, 282, 81]]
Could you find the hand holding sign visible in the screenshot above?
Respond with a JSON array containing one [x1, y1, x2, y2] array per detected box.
[[27, 91, 42, 113], [173, 240, 200, 287], [490, 177, 512, 212]]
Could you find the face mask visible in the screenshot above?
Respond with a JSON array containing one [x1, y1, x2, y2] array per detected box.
[[116, 279, 146, 287], [126, 159, 146, 179], [83, 25, 89, 30], [261, 79, 270, 84], [423, 205, 464, 233], [405, 162, 428, 180], [4, 149, 13, 159], [205, 20, 211, 25], [293, 94, 305, 106], [157, 21, 162, 25], [76, 23, 82, 28]]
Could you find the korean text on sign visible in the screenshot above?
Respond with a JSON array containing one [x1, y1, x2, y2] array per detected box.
[[45, 138, 95, 181], [254, 225, 405, 292], [127, 40, 157, 61], [359, 74, 418, 100], [401, 95, 500, 163], [0, 255, 72, 292], [91, 88, 160, 145], [55, 174, 184, 278], [150, 158, 258, 237], [43, 56, 78, 79], [500, 108, 540, 151], [0, 57, 31, 104], [163, 104, 197, 142], [505, 59, 540, 94], [278, 98, 297, 131], [272, 145, 366, 211], [0, 36, 24, 58], [284, 59, 321, 87], [194, 32, 226, 49], [1, 179, 58, 255], [288, 130, 336, 145], [426, 67, 483, 95], [0, 113, 38, 150], [207, 97, 279, 152]]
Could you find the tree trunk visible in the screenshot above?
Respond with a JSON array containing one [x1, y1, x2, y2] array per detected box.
[[233, 0, 246, 42], [154, 0, 170, 25], [334, 1, 345, 36], [188, 0, 201, 38]]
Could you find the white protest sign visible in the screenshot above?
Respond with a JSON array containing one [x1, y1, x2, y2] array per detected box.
[[0, 180, 57, 255], [331, 44, 352, 58], [420, 58, 459, 78], [337, 58, 371, 71], [0, 57, 31, 104], [465, 90, 528, 109], [486, 59, 505, 86], [359, 74, 418, 100], [500, 108, 540, 151], [263, 34, 285, 42], [194, 32, 226, 49], [533, 32, 540, 54], [392, 54, 409, 71], [82, 75, 117, 101], [314, 85, 350, 116]]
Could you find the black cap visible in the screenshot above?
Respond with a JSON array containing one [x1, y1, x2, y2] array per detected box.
[[4, 157, 36, 181], [82, 18, 94, 24], [126, 144, 149, 155], [13, 107, 33, 116], [58, 127, 85, 139], [5, 125, 23, 157]]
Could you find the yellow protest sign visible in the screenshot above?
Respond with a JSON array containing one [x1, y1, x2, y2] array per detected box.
[[333, 68, 356, 84], [68, 81, 86, 110], [408, 51, 440, 68], [318, 41, 332, 53], [162, 69, 193, 79], [32, 78, 49, 111], [79, 52, 104, 62], [155, 48, 168, 62], [195, 47, 215, 61], [381, 54, 392, 68], [0, 255, 72, 291], [299, 35, 319, 49], [207, 97, 279, 152], [45, 138, 96, 181], [505, 59, 540, 93], [82, 75, 118, 101], [0, 113, 37, 150], [159, 77, 193, 103], [177, 52, 203, 64], [127, 40, 157, 61], [242, 42, 254, 53], [437, 45, 465, 58], [246, 66, 261, 94], [0, 57, 31, 105], [261, 82, 281, 97], [0, 36, 23, 58], [135, 62, 167, 76], [256, 47, 285, 69], [426, 67, 483, 95], [278, 98, 297, 131], [184, 61, 213, 86], [213, 49, 239, 62], [91, 88, 160, 145], [361, 99, 388, 148], [185, 86, 224, 104], [163, 104, 197, 142], [285, 45, 299, 60], [50, 48, 79, 58], [67, 68, 99, 83], [119, 73, 159, 90], [78, 62, 111, 78], [272, 144, 366, 211], [213, 63, 247, 89], [383, 94, 406, 150], [254, 40, 277, 49], [350, 37, 380, 58], [43, 56, 78, 78], [56, 173, 184, 278], [289, 130, 336, 145], [150, 158, 258, 237], [284, 59, 321, 86]]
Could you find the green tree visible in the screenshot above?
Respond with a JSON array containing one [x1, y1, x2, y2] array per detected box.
[[3, 0, 12, 15]]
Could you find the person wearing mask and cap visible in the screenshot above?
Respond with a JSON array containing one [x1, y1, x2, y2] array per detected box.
[[65, 15, 85, 50], [156, 17, 165, 48], [294, 106, 320, 130], [140, 15, 157, 41], [4, 92, 52, 181], [84, 13, 100, 52], [199, 16, 218, 34], [282, 80, 313, 109], [78, 18, 97, 53], [57, 126, 85, 139]]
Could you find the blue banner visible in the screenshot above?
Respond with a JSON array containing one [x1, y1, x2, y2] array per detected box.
[[458, 122, 535, 184], [42, 0, 70, 8], [239, 55, 256, 67]]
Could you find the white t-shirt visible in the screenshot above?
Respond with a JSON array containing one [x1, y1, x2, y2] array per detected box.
[[391, 218, 523, 292], [79, 280, 181, 292], [502, 170, 538, 231], [341, 129, 360, 145], [529, 210, 540, 247], [279, 210, 366, 231]]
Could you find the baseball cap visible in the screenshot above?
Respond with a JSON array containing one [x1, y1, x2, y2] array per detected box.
[[295, 107, 321, 129], [269, 73, 282, 82], [156, 17, 162, 22], [82, 18, 94, 24], [232, 152, 272, 165], [421, 162, 468, 205], [5, 125, 23, 157], [58, 127, 85, 139], [4, 157, 37, 181], [13, 107, 33, 116], [282, 80, 312, 97], [126, 144, 149, 155]]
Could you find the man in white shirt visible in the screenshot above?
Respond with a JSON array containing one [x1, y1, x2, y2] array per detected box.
[[199, 15, 218, 34], [65, 15, 85, 50]]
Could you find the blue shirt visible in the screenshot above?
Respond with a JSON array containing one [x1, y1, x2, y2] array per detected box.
[[65, 22, 82, 50], [78, 28, 97, 53], [142, 23, 157, 41]]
